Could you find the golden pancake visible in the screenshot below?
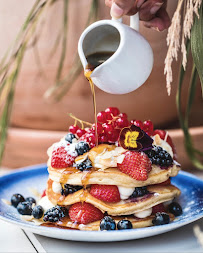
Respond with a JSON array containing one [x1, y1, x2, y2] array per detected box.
[[48, 163, 180, 187], [42, 214, 175, 231], [46, 179, 180, 216]]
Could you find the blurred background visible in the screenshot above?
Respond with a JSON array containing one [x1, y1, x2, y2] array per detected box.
[[0, 0, 202, 169]]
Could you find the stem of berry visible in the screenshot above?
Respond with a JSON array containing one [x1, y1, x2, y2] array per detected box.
[[68, 113, 92, 128]]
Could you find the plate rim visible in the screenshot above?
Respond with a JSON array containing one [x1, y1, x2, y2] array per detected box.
[[0, 164, 203, 241]]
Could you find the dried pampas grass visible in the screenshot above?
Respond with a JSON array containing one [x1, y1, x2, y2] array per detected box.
[[164, 0, 202, 95]]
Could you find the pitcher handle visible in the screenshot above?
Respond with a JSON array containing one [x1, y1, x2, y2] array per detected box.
[[111, 13, 139, 32]]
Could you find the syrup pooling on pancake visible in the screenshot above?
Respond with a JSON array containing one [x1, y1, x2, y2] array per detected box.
[[8, 108, 183, 230]]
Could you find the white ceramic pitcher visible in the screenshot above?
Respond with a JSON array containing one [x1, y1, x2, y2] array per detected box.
[[78, 14, 153, 94]]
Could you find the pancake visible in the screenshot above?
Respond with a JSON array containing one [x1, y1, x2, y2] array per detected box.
[[46, 179, 180, 216], [42, 213, 175, 231], [48, 163, 180, 187]]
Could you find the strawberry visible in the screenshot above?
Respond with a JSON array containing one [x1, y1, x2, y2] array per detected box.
[[90, 184, 121, 203], [117, 151, 152, 181], [152, 203, 166, 214], [51, 146, 76, 168], [41, 189, 46, 198], [69, 202, 104, 224], [153, 129, 177, 159]]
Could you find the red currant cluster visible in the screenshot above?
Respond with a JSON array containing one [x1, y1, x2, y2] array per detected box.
[[69, 107, 129, 148], [130, 119, 154, 136]]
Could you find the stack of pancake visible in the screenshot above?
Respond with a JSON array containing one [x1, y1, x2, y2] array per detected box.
[[42, 131, 181, 231]]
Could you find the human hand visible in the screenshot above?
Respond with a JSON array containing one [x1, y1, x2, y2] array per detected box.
[[105, 0, 171, 31]]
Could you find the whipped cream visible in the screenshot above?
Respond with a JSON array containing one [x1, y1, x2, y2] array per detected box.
[[118, 186, 135, 200], [52, 181, 62, 194], [38, 196, 55, 212], [152, 134, 173, 158], [134, 207, 152, 218]]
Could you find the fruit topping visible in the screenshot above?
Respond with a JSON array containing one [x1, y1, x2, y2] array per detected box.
[[100, 216, 116, 231], [97, 111, 107, 123], [69, 202, 104, 225], [145, 146, 173, 167], [43, 206, 68, 222], [73, 157, 92, 171], [79, 133, 96, 148], [90, 184, 121, 203], [152, 212, 170, 225], [130, 186, 149, 198], [153, 129, 176, 158], [65, 133, 77, 143], [105, 107, 120, 117], [61, 184, 83, 196], [17, 202, 33, 215], [25, 197, 36, 205], [117, 151, 152, 181], [32, 205, 44, 219], [117, 220, 133, 230], [76, 129, 86, 138], [11, 194, 25, 208], [152, 203, 166, 214], [69, 125, 79, 134], [168, 202, 182, 216], [75, 141, 90, 155], [41, 189, 46, 198], [119, 125, 153, 151], [51, 146, 76, 168], [143, 120, 154, 136]]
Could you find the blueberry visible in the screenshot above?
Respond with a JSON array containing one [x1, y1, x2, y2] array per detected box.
[[11, 194, 25, 208], [73, 158, 92, 171], [65, 133, 77, 143], [100, 216, 116, 231], [130, 186, 148, 198], [32, 205, 44, 219], [152, 212, 170, 225], [25, 197, 36, 205], [75, 141, 90, 156], [17, 202, 32, 215], [168, 202, 182, 216], [117, 220, 133, 230]]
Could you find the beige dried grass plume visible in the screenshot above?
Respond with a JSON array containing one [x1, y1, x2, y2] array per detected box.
[[164, 0, 202, 95]]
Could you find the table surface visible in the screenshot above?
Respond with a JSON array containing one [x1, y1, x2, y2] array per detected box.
[[1, 167, 203, 253]]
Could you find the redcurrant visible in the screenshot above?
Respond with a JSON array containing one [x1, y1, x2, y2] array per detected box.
[[92, 123, 103, 134], [119, 113, 128, 119], [107, 129, 120, 143], [105, 107, 120, 117], [97, 111, 107, 123], [116, 118, 129, 128], [99, 134, 108, 143], [102, 123, 114, 135], [69, 125, 79, 134], [133, 120, 143, 129], [143, 120, 154, 135], [76, 129, 86, 138]]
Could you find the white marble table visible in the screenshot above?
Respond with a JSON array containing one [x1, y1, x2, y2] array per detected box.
[[1, 167, 203, 253]]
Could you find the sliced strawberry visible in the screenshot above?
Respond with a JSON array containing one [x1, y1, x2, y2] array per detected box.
[[153, 129, 177, 159], [41, 189, 46, 198], [90, 184, 121, 203], [69, 202, 104, 224], [51, 146, 76, 168], [152, 203, 166, 214], [117, 151, 152, 181]]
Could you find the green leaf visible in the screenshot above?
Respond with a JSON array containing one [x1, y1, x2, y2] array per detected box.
[[191, 3, 203, 96]]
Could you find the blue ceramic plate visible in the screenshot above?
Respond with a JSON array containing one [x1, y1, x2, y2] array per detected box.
[[0, 164, 203, 242]]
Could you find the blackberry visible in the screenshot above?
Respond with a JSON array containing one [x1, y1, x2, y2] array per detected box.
[[100, 216, 116, 231], [43, 205, 68, 222], [17, 202, 32, 215], [75, 141, 90, 156], [61, 184, 83, 196], [11, 194, 25, 208], [73, 158, 92, 171], [168, 202, 182, 216], [152, 212, 170, 225], [117, 220, 133, 230], [145, 146, 173, 167], [65, 133, 77, 143], [130, 186, 149, 198]]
